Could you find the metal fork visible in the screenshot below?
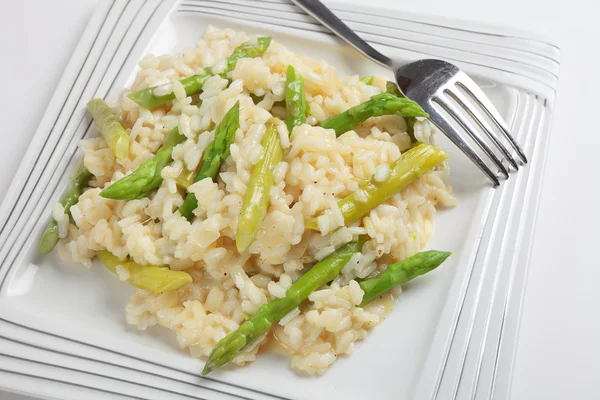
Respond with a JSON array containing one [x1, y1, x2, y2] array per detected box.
[[292, 0, 527, 186]]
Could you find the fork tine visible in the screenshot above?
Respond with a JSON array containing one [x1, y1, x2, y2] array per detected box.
[[422, 102, 500, 187], [444, 88, 519, 171], [433, 95, 510, 179], [456, 79, 527, 164]]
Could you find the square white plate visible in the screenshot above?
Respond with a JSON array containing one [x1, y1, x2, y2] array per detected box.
[[0, 0, 559, 399]]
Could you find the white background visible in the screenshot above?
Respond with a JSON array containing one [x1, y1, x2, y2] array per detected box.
[[0, 0, 598, 399]]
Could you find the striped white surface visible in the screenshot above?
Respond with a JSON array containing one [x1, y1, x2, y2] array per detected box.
[[0, 0, 560, 399]]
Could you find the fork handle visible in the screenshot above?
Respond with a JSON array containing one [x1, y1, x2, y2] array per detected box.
[[292, 0, 394, 69]]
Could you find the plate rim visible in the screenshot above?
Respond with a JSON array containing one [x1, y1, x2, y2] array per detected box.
[[0, 0, 560, 399]]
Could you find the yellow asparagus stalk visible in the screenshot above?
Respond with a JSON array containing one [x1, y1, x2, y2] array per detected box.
[[174, 166, 198, 189], [308, 143, 448, 230], [235, 118, 284, 253], [86, 98, 130, 159], [96, 250, 192, 293]]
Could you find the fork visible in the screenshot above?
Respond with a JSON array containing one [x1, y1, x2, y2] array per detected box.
[[292, 0, 527, 186]]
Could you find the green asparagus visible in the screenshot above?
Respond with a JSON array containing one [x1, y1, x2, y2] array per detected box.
[[39, 165, 92, 254], [319, 93, 428, 136], [128, 37, 272, 109], [250, 93, 265, 104], [201, 237, 366, 375], [359, 250, 451, 305], [359, 76, 374, 85], [40, 221, 60, 255], [97, 250, 192, 293], [385, 81, 402, 97], [87, 98, 130, 159], [131, 73, 211, 109], [285, 65, 307, 131], [307, 143, 448, 230], [385, 81, 417, 143], [222, 37, 272, 77], [100, 127, 186, 200], [236, 118, 284, 253], [178, 101, 240, 220]]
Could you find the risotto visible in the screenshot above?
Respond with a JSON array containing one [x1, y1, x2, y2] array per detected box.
[[43, 26, 456, 375]]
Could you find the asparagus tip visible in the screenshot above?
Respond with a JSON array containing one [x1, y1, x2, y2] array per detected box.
[[178, 202, 194, 221], [428, 250, 451, 262], [39, 240, 56, 255], [113, 135, 130, 160], [235, 238, 250, 254], [86, 97, 103, 108], [259, 36, 273, 46], [200, 364, 212, 376], [98, 187, 115, 199]]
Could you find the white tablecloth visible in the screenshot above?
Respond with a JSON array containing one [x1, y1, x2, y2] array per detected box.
[[1, 0, 598, 398]]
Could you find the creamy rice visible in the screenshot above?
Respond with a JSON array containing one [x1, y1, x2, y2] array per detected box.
[[58, 26, 456, 374]]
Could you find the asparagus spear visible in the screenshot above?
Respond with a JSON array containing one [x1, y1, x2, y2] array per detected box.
[[285, 65, 307, 131], [356, 78, 416, 140], [129, 73, 210, 109], [40, 221, 61, 254], [201, 237, 366, 375], [385, 81, 402, 97], [307, 143, 448, 230], [87, 99, 130, 159], [178, 101, 240, 220], [385, 81, 417, 143], [97, 250, 192, 293], [236, 118, 284, 253], [202, 242, 448, 375], [222, 37, 272, 76], [319, 93, 428, 136], [359, 250, 451, 305], [128, 37, 272, 109], [39, 165, 92, 254], [174, 166, 197, 189], [100, 127, 186, 200]]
